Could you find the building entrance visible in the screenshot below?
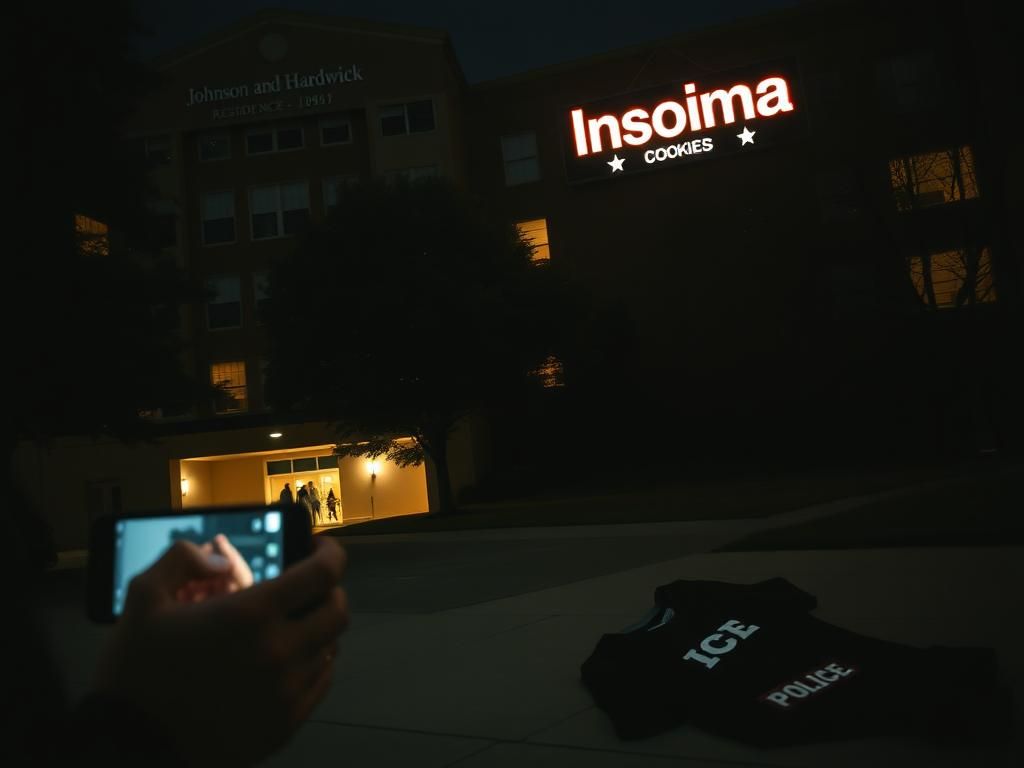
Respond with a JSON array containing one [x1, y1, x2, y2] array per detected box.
[[269, 470, 341, 527]]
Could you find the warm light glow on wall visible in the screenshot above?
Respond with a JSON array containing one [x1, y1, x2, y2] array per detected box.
[[181, 477, 190, 497], [367, 460, 381, 478]]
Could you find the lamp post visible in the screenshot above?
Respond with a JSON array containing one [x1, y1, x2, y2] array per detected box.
[[368, 460, 379, 518]]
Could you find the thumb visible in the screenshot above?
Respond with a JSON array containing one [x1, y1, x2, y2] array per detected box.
[[127, 540, 232, 610]]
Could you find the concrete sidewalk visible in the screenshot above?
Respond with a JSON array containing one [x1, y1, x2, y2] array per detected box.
[[38, 481, 1021, 767], [266, 542, 1023, 767]]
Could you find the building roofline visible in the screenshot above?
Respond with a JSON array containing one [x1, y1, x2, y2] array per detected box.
[[468, 0, 845, 90], [151, 8, 454, 71]]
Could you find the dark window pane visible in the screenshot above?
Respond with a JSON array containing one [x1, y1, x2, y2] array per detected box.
[[293, 458, 317, 472], [252, 212, 278, 239], [282, 209, 309, 235], [407, 100, 435, 133], [247, 132, 274, 154], [381, 113, 406, 136], [208, 301, 241, 329], [317, 456, 338, 470], [277, 127, 303, 150], [267, 460, 292, 475], [203, 218, 234, 245], [322, 122, 351, 144]]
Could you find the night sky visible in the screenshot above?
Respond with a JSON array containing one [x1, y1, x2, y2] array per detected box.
[[138, 0, 811, 83]]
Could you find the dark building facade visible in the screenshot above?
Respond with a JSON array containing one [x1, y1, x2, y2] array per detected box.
[[466, 0, 1021, 473], [16, 1, 1022, 549]]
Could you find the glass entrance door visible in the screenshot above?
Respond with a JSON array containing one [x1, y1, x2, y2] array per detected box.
[[268, 470, 342, 527]]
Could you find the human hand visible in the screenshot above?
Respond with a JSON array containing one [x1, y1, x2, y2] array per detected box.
[[95, 537, 349, 767], [175, 533, 254, 602]]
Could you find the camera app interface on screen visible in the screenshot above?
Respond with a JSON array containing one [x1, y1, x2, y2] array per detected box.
[[112, 509, 285, 615]]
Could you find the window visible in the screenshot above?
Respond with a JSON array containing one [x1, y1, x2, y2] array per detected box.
[[502, 132, 541, 186], [322, 175, 357, 214], [320, 118, 352, 145], [198, 132, 231, 161], [532, 355, 566, 388], [201, 191, 235, 245], [876, 52, 938, 113], [516, 218, 550, 263], [267, 459, 291, 475], [294, 458, 317, 472], [253, 271, 271, 322], [206, 276, 242, 329], [889, 146, 978, 211], [211, 362, 248, 414], [145, 135, 172, 167], [74, 214, 109, 257], [382, 166, 438, 186], [908, 247, 996, 309], [250, 183, 310, 239], [246, 125, 304, 155], [379, 99, 435, 136]]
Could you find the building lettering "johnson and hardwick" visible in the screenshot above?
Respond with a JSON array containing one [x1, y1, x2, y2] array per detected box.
[[186, 65, 364, 106]]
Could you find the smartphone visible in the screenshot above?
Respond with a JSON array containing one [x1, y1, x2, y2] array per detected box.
[[87, 503, 312, 623]]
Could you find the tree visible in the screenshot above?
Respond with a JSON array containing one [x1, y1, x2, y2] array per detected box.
[[265, 178, 570, 514]]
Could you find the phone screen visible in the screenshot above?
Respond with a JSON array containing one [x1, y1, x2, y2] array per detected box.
[[112, 508, 286, 616]]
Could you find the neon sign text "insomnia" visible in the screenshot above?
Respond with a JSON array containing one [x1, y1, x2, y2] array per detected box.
[[570, 76, 794, 157]]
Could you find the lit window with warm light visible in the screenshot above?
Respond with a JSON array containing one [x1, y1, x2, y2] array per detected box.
[[74, 214, 109, 257], [889, 146, 978, 212], [516, 218, 550, 264], [532, 354, 566, 388], [908, 247, 996, 309], [211, 361, 248, 414]]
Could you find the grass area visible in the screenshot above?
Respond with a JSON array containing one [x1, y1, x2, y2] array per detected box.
[[327, 460, 992, 538], [719, 462, 1024, 551]]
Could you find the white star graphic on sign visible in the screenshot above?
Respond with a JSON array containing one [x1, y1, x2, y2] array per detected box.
[[607, 154, 625, 172], [737, 126, 756, 146]]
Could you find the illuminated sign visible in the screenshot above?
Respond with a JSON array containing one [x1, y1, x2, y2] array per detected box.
[[563, 61, 802, 183], [184, 65, 365, 121]]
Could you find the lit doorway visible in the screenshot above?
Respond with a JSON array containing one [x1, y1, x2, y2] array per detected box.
[[268, 471, 341, 527], [266, 454, 343, 528]]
